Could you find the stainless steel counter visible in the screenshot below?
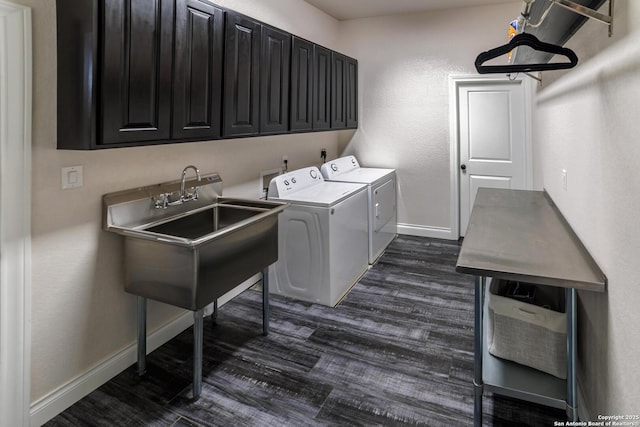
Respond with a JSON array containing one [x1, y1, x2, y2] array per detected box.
[[456, 189, 606, 292], [455, 188, 606, 426]]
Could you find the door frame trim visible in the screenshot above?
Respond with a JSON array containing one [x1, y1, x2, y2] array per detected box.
[[0, 2, 32, 426], [448, 74, 534, 239]]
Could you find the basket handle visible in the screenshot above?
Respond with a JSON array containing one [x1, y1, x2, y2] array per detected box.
[[514, 306, 545, 322]]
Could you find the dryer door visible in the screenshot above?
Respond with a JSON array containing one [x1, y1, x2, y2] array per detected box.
[[370, 177, 397, 263], [373, 178, 396, 232]]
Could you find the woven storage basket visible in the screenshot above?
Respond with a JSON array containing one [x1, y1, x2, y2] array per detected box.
[[487, 280, 567, 379]]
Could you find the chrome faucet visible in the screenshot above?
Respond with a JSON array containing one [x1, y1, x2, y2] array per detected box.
[[180, 165, 201, 202], [153, 165, 202, 209]]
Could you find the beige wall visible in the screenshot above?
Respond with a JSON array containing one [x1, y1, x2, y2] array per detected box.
[[337, 3, 522, 231], [534, 1, 640, 416], [22, 0, 341, 403]]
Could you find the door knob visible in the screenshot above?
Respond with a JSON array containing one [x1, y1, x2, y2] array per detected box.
[[461, 164, 467, 171]]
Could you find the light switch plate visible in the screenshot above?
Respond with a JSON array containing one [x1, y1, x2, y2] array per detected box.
[[62, 165, 83, 190]]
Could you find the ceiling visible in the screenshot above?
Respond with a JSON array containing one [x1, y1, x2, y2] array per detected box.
[[304, 0, 523, 21]]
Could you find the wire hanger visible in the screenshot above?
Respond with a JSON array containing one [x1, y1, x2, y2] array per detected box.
[[475, 32, 578, 74]]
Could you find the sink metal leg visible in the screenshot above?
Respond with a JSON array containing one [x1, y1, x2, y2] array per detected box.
[[137, 297, 147, 376], [566, 288, 578, 421], [262, 268, 269, 336], [211, 299, 218, 325], [473, 276, 485, 427], [193, 309, 204, 399]]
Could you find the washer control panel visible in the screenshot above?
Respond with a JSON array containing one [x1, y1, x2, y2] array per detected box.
[[268, 166, 324, 198], [320, 155, 360, 179]]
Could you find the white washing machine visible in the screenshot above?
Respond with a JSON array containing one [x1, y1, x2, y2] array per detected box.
[[321, 155, 397, 264], [267, 166, 369, 307]]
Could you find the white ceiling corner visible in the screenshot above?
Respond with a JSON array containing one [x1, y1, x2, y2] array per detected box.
[[304, 0, 523, 21]]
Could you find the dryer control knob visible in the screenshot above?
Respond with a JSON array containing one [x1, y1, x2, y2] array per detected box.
[[331, 163, 338, 171], [310, 169, 318, 179], [291, 177, 297, 183]]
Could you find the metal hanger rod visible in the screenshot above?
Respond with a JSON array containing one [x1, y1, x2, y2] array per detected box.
[[553, 0, 612, 25], [520, 0, 614, 37]]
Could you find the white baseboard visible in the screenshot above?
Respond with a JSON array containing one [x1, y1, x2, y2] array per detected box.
[[29, 311, 193, 426], [397, 223, 456, 240], [218, 273, 260, 306], [30, 274, 262, 426]]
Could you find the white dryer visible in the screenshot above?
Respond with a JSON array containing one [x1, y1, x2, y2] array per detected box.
[[321, 155, 397, 264], [267, 166, 369, 307]]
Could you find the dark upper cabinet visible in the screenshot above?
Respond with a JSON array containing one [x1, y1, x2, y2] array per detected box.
[[101, 0, 174, 145], [56, 1, 358, 149], [260, 26, 291, 135], [57, 0, 99, 149], [290, 37, 313, 132], [331, 51, 358, 130], [223, 12, 261, 137], [330, 52, 347, 129], [313, 44, 331, 131], [173, 0, 224, 140], [346, 56, 358, 129]]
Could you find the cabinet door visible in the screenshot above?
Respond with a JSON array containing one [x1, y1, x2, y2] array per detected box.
[[313, 45, 331, 131], [173, 0, 224, 140], [290, 37, 313, 132], [223, 12, 261, 137], [101, 0, 174, 144], [346, 56, 358, 129], [56, 0, 99, 149], [260, 26, 290, 135], [330, 52, 346, 129]]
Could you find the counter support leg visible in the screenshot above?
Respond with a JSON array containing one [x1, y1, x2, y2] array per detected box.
[[567, 288, 578, 421], [137, 297, 147, 376], [193, 309, 204, 399], [474, 276, 485, 427], [262, 268, 269, 336]]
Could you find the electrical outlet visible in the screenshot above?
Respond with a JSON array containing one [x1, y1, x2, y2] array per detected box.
[[281, 155, 288, 172], [561, 169, 567, 191], [320, 148, 327, 161]]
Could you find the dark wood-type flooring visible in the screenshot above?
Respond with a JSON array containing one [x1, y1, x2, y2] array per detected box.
[[46, 236, 566, 426]]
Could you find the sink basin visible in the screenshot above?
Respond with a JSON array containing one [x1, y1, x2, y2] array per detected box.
[[144, 201, 278, 241], [145, 206, 243, 239], [103, 175, 287, 310]]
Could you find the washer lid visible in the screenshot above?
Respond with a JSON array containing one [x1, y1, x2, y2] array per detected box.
[[328, 167, 395, 185], [270, 181, 366, 207]]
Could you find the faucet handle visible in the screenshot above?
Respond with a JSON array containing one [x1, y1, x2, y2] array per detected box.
[[153, 193, 170, 209], [182, 187, 199, 202]]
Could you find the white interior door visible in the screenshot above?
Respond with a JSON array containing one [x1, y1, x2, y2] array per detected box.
[[457, 78, 530, 235]]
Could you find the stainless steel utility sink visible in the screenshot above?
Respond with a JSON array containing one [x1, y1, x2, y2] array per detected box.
[[103, 171, 287, 399], [103, 174, 287, 311]]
